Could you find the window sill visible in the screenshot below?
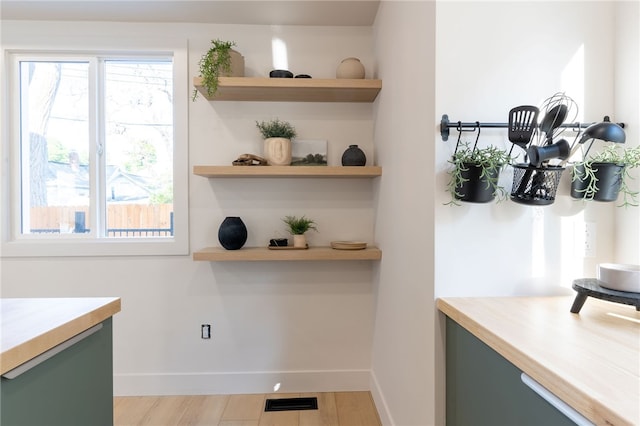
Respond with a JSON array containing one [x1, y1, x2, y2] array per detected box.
[[0, 237, 189, 257]]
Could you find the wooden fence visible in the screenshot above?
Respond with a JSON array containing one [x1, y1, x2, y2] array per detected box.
[[29, 204, 173, 236]]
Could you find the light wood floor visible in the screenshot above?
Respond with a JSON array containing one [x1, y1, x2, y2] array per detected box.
[[114, 391, 381, 426]]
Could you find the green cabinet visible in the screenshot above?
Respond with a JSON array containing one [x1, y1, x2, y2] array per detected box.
[[445, 318, 578, 426], [1, 319, 114, 426]]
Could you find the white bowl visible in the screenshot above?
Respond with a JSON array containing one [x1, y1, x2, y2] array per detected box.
[[597, 263, 640, 293]]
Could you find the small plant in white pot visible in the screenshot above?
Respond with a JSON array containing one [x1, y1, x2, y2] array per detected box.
[[282, 215, 317, 248], [256, 119, 297, 166]]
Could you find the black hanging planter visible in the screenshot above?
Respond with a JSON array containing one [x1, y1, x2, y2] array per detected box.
[[571, 162, 625, 202], [455, 162, 500, 203], [218, 217, 248, 250]]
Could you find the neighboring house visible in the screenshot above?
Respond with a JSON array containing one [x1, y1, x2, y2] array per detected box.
[[46, 160, 153, 205]]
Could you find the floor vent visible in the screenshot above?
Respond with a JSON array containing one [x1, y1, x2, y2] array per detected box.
[[264, 397, 318, 412]]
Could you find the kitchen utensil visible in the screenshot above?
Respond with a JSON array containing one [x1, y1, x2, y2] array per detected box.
[[526, 139, 570, 167], [559, 121, 626, 166], [507, 105, 539, 156], [538, 104, 568, 145], [534, 92, 578, 147], [516, 103, 569, 196], [580, 121, 626, 158]]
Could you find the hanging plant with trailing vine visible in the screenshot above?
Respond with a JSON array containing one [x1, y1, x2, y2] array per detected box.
[[192, 39, 236, 101], [571, 145, 640, 207], [445, 143, 510, 206]]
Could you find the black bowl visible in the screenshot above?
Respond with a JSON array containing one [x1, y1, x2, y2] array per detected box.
[[295, 74, 312, 78], [269, 69, 293, 78]]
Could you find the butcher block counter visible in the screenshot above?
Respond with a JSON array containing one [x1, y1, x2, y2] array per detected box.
[[438, 296, 640, 426], [1, 297, 121, 426], [1, 297, 121, 374]]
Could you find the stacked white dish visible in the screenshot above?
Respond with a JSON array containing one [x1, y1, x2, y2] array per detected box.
[[598, 263, 640, 293]]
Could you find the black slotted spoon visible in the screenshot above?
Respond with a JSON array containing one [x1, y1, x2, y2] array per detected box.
[[508, 105, 539, 156]]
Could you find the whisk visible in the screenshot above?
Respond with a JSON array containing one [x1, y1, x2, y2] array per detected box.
[[533, 92, 579, 146]]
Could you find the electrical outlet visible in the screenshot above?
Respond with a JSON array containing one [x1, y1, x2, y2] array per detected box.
[[201, 324, 211, 339], [584, 222, 596, 258]]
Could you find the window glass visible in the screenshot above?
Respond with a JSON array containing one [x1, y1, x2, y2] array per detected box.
[[104, 60, 174, 238], [18, 58, 174, 238], [20, 61, 90, 234]]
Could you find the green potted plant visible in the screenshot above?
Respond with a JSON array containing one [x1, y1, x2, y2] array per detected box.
[[192, 39, 243, 101], [571, 144, 640, 207], [446, 143, 510, 205], [282, 215, 317, 248], [256, 118, 297, 166]]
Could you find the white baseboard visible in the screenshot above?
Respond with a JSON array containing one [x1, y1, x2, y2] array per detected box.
[[114, 369, 371, 396], [370, 371, 394, 426]]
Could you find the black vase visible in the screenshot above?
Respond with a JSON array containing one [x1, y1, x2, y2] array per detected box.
[[571, 162, 624, 202], [341, 145, 366, 166], [218, 217, 247, 250], [455, 163, 500, 203]]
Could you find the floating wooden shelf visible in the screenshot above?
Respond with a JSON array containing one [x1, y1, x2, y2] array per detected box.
[[193, 165, 382, 178], [193, 77, 382, 102], [193, 246, 382, 262]]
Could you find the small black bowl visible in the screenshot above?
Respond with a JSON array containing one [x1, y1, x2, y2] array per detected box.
[[269, 69, 293, 78], [295, 74, 312, 78]]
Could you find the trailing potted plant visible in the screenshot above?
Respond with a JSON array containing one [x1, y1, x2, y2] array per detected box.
[[571, 145, 640, 207], [256, 118, 297, 166], [282, 215, 317, 248], [192, 39, 244, 101], [446, 143, 510, 205]]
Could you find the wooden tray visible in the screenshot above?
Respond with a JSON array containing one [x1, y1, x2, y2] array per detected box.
[[331, 241, 367, 250]]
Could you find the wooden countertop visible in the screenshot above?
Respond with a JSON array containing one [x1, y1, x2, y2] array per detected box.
[[437, 296, 640, 426], [0, 297, 121, 375]]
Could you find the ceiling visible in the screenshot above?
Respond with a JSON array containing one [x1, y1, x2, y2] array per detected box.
[[0, 0, 381, 26]]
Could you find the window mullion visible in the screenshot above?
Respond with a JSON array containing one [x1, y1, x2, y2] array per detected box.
[[89, 58, 106, 238]]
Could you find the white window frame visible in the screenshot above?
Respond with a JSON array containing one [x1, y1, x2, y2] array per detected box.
[[0, 37, 189, 257]]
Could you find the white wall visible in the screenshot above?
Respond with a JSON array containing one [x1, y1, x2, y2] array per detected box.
[[0, 21, 379, 395], [371, 2, 438, 425], [369, 2, 638, 426], [614, 1, 640, 265], [434, 1, 628, 300]]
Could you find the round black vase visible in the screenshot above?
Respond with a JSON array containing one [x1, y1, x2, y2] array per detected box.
[[341, 145, 366, 166], [218, 217, 247, 250]]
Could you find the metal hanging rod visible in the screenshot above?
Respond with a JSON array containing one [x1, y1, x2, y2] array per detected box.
[[439, 114, 625, 141]]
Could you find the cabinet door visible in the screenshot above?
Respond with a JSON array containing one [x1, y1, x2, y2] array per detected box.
[[1, 319, 114, 426], [446, 318, 577, 426]]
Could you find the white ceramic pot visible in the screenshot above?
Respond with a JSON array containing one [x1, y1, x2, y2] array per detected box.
[[263, 137, 292, 166], [293, 234, 307, 248], [225, 49, 245, 77], [336, 57, 365, 79]]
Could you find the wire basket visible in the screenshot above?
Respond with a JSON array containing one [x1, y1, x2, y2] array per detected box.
[[510, 164, 565, 206]]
